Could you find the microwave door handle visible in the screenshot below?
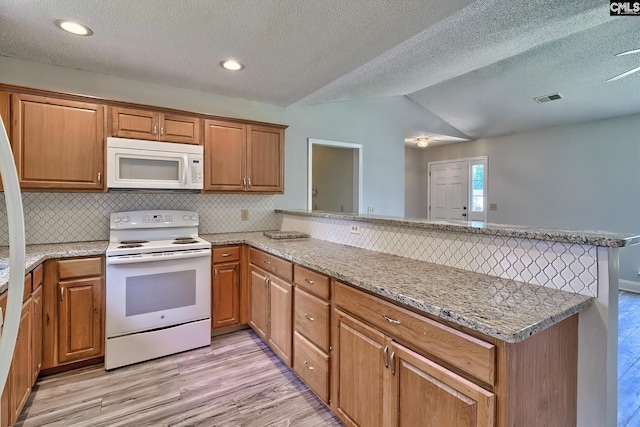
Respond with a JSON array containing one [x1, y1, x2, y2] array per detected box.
[[182, 155, 189, 187]]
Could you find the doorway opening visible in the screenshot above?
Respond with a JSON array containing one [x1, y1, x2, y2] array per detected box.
[[308, 138, 362, 214], [428, 156, 487, 222]]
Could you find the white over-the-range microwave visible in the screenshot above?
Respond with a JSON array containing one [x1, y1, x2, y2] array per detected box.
[[107, 137, 204, 190]]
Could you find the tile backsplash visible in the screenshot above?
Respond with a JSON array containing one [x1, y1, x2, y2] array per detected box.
[[0, 192, 278, 245]]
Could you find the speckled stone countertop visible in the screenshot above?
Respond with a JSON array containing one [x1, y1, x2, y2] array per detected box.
[[0, 241, 108, 295], [0, 235, 593, 344], [277, 209, 640, 248], [204, 232, 593, 343]]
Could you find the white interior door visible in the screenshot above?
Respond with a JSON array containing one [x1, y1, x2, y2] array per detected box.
[[430, 161, 469, 221]]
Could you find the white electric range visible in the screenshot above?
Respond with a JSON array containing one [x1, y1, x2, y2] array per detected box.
[[105, 210, 212, 370]]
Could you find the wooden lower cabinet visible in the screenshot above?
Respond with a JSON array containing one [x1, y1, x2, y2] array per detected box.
[[31, 285, 43, 383], [389, 342, 494, 427], [212, 261, 241, 331], [332, 310, 387, 427], [9, 300, 31, 425], [332, 308, 495, 427], [43, 257, 105, 370], [248, 266, 269, 341], [57, 277, 103, 364], [267, 275, 292, 365]]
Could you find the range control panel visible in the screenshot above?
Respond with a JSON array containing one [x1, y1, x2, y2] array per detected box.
[[110, 210, 199, 229]]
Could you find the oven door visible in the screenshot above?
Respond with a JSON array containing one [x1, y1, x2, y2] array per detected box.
[[106, 250, 211, 338]]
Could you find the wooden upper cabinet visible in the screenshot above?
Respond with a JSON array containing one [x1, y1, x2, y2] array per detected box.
[[109, 106, 201, 145], [11, 94, 104, 191], [204, 119, 284, 194], [247, 125, 284, 193], [204, 119, 246, 191]]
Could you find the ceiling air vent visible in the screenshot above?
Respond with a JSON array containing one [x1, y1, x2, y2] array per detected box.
[[534, 93, 563, 104]]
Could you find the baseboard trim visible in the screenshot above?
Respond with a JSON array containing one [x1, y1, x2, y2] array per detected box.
[[619, 279, 640, 294]]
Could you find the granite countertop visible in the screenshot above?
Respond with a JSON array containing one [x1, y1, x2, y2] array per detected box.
[[277, 209, 640, 248], [0, 241, 108, 294], [0, 234, 593, 344], [204, 232, 593, 343]]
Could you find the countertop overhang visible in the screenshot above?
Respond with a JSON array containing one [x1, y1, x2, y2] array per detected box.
[[277, 209, 640, 248], [0, 233, 593, 344]]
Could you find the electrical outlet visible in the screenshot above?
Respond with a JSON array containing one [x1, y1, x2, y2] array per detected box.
[[489, 203, 498, 211], [350, 225, 360, 234], [241, 209, 249, 221], [367, 206, 374, 214]]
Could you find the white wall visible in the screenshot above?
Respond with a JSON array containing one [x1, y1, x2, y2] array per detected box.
[[0, 56, 466, 218], [312, 146, 354, 213], [417, 114, 640, 282], [404, 146, 428, 218]]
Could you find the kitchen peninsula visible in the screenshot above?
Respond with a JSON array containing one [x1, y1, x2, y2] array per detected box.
[[1, 213, 636, 426]]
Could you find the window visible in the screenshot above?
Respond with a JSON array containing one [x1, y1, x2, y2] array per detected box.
[[471, 164, 484, 212]]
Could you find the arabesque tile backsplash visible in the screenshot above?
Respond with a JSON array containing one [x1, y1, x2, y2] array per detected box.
[[0, 192, 278, 245]]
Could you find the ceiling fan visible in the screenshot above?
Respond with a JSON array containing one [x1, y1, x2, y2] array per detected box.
[[607, 48, 640, 82]]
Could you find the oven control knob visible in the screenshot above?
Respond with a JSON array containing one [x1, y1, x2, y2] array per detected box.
[[183, 215, 190, 221], [123, 216, 130, 223], [113, 216, 121, 223], [190, 215, 197, 221]]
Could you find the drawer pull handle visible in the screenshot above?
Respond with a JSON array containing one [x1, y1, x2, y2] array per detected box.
[[383, 314, 401, 325], [383, 345, 389, 368], [304, 278, 315, 285], [390, 351, 396, 376], [304, 361, 314, 371], [221, 253, 232, 257], [264, 260, 271, 265], [304, 313, 314, 322]]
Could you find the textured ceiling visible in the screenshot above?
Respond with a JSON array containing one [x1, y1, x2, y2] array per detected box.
[[1, 0, 639, 140]]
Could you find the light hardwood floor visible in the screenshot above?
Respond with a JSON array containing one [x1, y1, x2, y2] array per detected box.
[[16, 330, 343, 427], [619, 290, 640, 427]]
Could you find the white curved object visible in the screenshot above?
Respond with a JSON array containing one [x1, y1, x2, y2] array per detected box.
[[0, 115, 25, 395]]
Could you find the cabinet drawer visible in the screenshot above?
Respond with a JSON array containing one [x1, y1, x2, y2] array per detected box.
[[294, 265, 329, 300], [293, 331, 329, 404], [249, 248, 292, 282], [334, 281, 495, 386], [58, 257, 102, 280], [213, 246, 240, 263], [294, 287, 330, 352]]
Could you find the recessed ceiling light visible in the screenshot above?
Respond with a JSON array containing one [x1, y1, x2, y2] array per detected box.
[[220, 60, 244, 71], [416, 138, 429, 148], [55, 20, 93, 36]]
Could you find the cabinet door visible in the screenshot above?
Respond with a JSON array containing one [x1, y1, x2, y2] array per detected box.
[[109, 107, 158, 140], [203, 120, 246, 192], [31, 285, 43, 384], [10, 300, 31, 425], [248, 267, 268, 341], [246, 125, 284, 193], [332, 309, 387, 427], [212, 261, 241, 330], [12, 94, 104, 190], [58, 277, 103, 364], [389, 342, 495, 427], [268, 275, 292, 366], [159, 113, 201, 144]]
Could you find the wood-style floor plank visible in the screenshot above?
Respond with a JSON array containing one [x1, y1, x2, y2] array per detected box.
[[16, 330, 343, 427], [618, 290, 640, 427]]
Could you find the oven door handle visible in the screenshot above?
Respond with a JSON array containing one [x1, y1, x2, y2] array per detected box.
[[106, 249, 211, 265]]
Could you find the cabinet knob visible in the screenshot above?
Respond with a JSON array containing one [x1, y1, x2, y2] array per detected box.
[[153, 125, 157, 135], [304, 278, 315, 285], [390, 351, 396, 376], [304, 361, 314, 371], [383, 345, 389, 368], [304, 313, 315, 322], [60, 287, 64, 301], [383, 314, 401, 325], [97, 172, 101, 184]]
